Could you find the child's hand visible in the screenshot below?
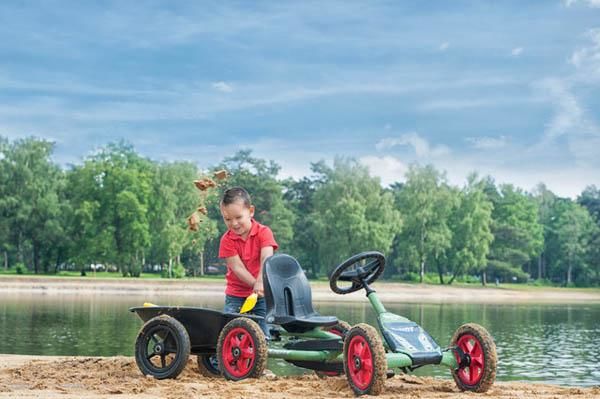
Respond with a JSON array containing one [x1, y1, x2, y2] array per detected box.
[[253, 281, 264, 297]]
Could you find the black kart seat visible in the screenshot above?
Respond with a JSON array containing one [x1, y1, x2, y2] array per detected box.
[[263, 254, 338, 333]]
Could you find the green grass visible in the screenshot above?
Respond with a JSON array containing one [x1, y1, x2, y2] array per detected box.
[[1, 268, 597, 289], [0, 268, 226, 281]]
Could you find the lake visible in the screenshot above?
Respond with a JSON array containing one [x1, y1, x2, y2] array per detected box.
[[0, 292, 598, 386]]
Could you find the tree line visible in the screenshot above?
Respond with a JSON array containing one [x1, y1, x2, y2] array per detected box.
[[1, 137, 599, 286]]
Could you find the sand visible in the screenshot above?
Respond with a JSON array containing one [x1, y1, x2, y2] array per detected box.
[[0, 355, 599, 399], [1, 276, 600, 303]]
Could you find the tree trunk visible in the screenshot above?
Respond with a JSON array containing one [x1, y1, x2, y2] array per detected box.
[[567, 256, 572, 285], [481, 270, 487, 286], [436, 258, 444, 284], [448, 269, 458, 285], [200, 251, 204, 276], [17, 232, 23, 264], [538, 254, 542, 280], [54, 252, 60, 274], [420, 259, 425, 283], [168, 257, 173, 279], [3, 251, 7, 271], [33, 243, 39, 274]]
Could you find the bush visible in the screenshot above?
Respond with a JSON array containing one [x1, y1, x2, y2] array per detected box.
[[161, 263, 186, 279], [130, 261, 142, 278], [172, 263, 186, 279], [15, 263, 25, 275]]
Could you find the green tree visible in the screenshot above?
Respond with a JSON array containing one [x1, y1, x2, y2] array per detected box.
[[447, 174, 494, 284], [485, 183, 544, 283], [578, 186, 600, 285], [0, 137, 11, 270], [553, 202, 596, 285], [312, 158, 401, 276], [147, 162, 217, 277], [283, 175, 323, 277], [393, 164, 453, 283], [0, 137, 67, 273], [66, 142, 152, 276], [578, 185, 600, 222]]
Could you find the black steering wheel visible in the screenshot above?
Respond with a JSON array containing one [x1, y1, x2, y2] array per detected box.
[[329, 251, 385, 295]]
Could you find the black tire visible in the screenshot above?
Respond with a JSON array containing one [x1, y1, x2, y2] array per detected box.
[[134, 315, 190, 379], [343, 323, 387, 396], [217, 317, 268, 381], [450, 323, 497, 393], [197, 354, 221, 377]]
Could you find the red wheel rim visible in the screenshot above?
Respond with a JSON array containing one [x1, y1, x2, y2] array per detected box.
[[455, 333, 485, 385], [222, 327, 256, 378], [347, 335, 373, 390]]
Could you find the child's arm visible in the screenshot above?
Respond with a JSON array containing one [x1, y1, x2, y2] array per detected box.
[[253, 246, 274, 296], [225, 255, 257, 288]]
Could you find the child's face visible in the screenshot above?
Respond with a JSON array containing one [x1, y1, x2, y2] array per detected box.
[[220, 201, 255, 238]]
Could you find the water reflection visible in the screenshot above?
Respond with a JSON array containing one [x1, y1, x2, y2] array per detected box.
[[0, 293, 598, 386]]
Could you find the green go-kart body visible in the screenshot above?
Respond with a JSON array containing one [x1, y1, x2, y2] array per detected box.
[[131, 251, 497, 396]]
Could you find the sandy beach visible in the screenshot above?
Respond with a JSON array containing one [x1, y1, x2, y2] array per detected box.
[[1, 275, 600, 303], [1, 277, 599, 398], [1, 355, 599, 399]]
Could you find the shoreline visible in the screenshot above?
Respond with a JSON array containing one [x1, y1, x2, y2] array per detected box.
[[1, 275, 599, 303], [1, 355, 598, 399]]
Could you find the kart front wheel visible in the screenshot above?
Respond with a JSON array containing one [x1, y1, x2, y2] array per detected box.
[[343, 323, 387, 396], [134, 315, 190, 379], [217, 317, 268, 381], [197, 354, 221, 377], [450, 323, 497, 393]]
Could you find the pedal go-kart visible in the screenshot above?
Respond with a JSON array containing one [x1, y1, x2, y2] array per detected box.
[[130, 251, 497, 395]]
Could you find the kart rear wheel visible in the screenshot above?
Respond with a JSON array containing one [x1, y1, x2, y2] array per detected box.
[[316, 320, 352, 378], [450, 323, 497, 393], [197, 354, 221, 377], [343, 323, 387, 396], [324, 320, 351, 337], [217, 317, 268, 381], [134, 315, 190, 379]]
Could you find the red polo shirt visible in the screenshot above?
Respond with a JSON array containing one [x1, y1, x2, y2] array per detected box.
[[219, 219, 278, 297]]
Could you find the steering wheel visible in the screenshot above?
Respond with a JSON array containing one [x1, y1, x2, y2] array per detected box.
[[329, 251, 385, 295]]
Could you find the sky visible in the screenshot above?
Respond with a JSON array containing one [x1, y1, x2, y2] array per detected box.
[[1, 1, 599, 198]]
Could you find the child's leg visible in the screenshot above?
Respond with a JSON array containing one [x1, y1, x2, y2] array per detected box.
[[252, 297, 270, 339], [223, 295, 245, 313]]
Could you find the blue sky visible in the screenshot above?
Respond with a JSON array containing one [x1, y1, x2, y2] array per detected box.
[[1, 1, 599, 197]]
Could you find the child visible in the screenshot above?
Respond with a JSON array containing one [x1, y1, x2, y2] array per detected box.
[[218, 187, 278, 338]]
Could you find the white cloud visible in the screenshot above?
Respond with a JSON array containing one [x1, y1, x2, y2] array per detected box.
[[211, 81, 234, 93], [537, 78, 586, 139], [569, 28, 600, 83], [359, 155, 408, 186], [439, 42, 450, 51], [360, 148, 598, 198], [564, 0, 600, 7], [375, 132, 450, 158], [465, 135, 508, 149], [534, 78, 600, 169], [511, 47, 523, 56]]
